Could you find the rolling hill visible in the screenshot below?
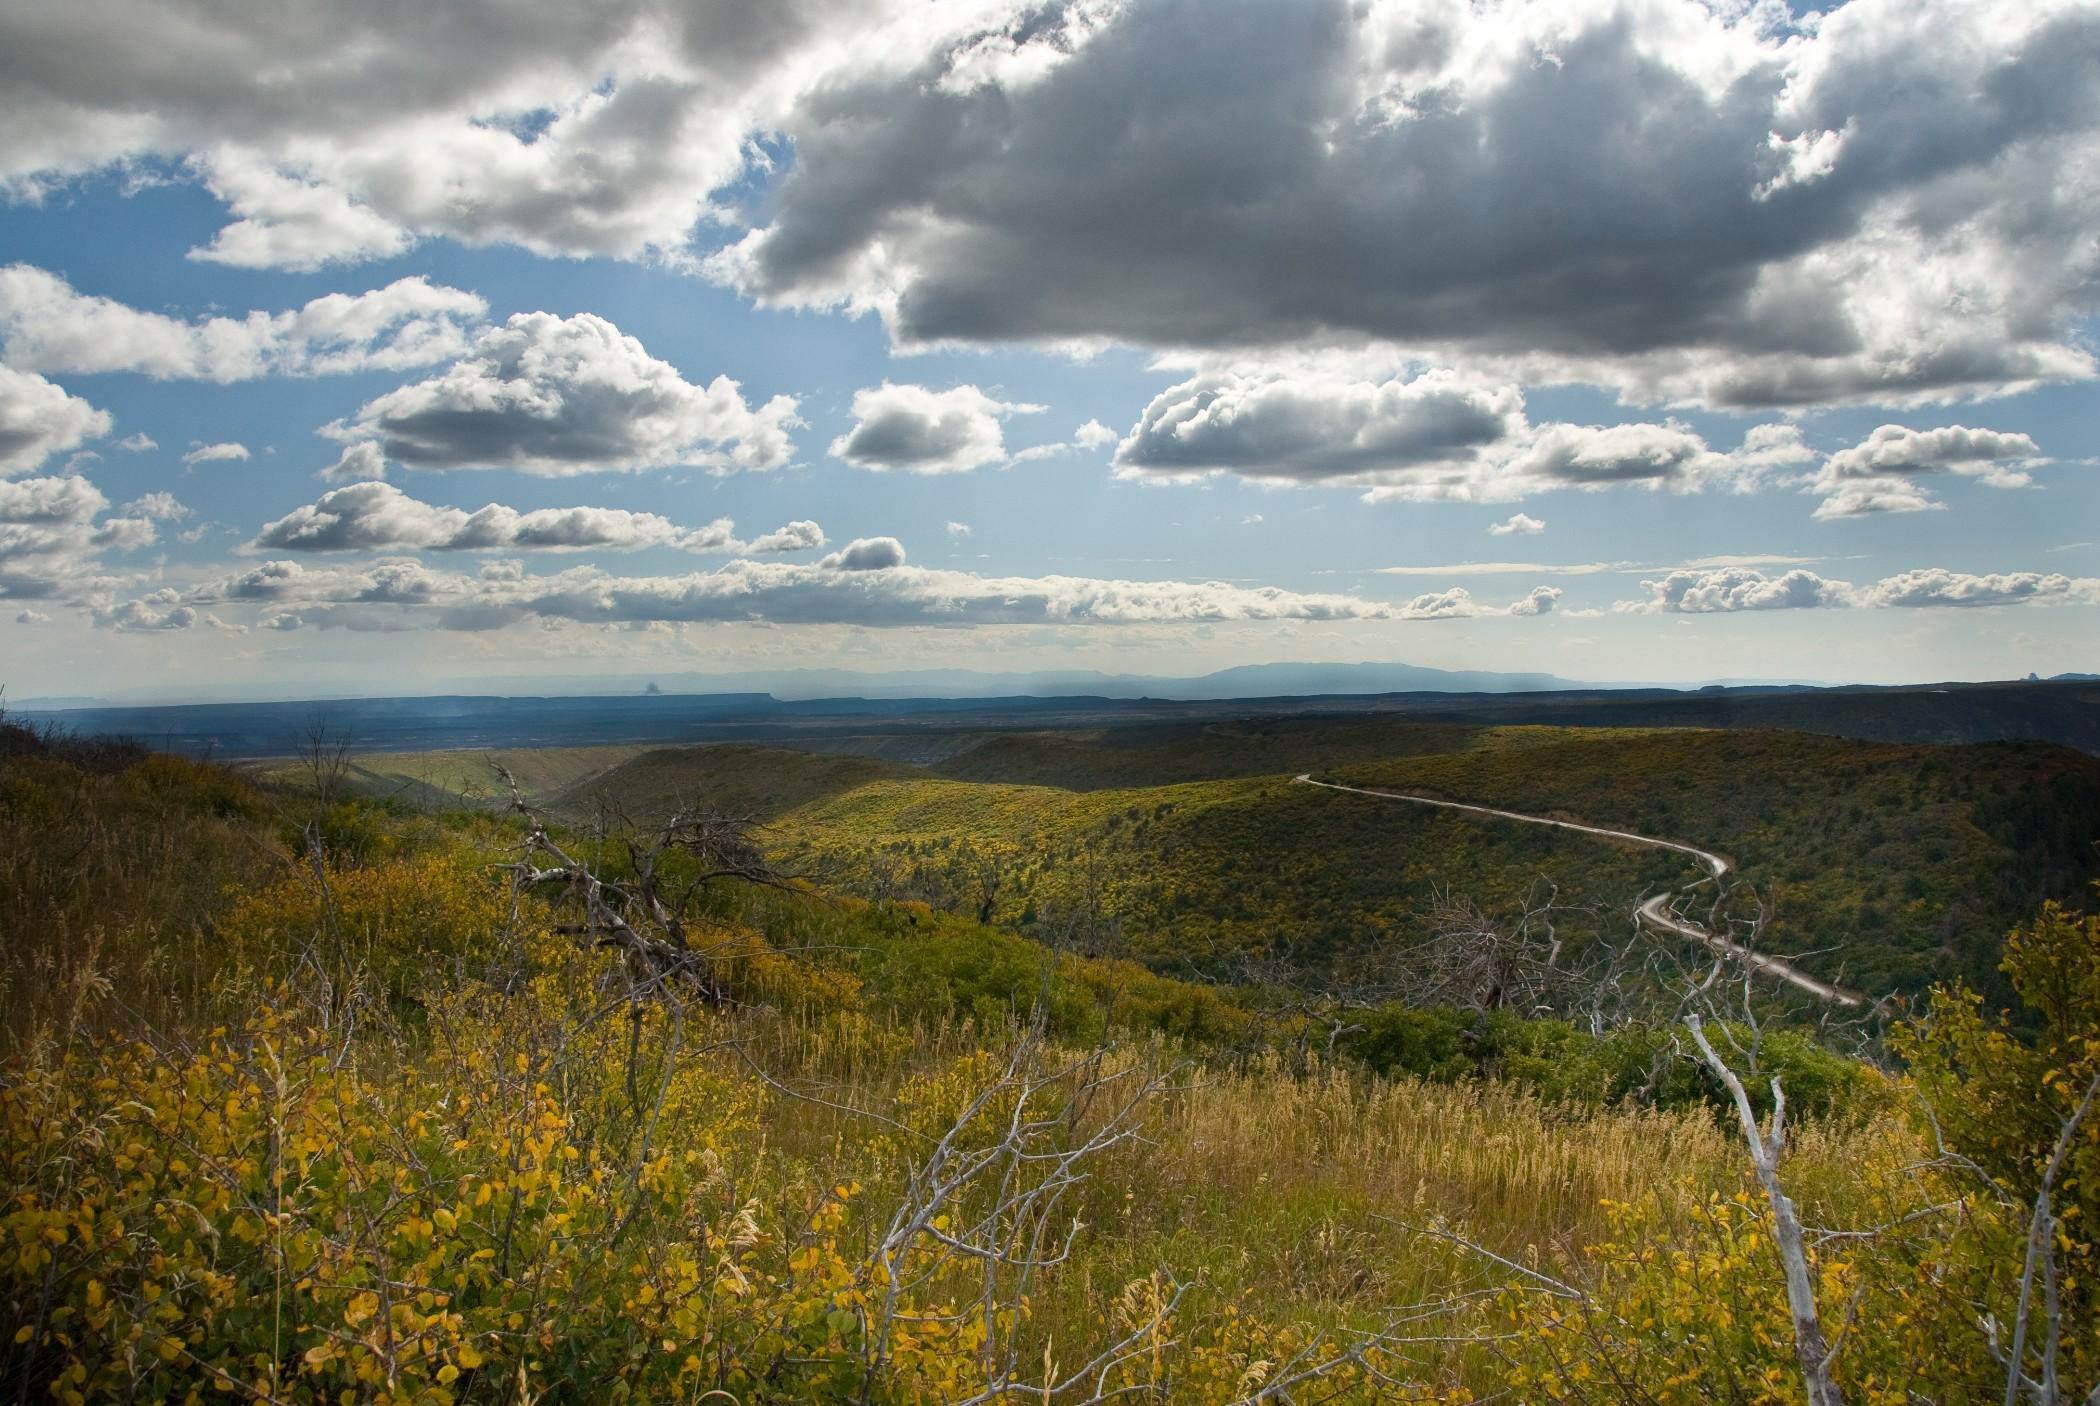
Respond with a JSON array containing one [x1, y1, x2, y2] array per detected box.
[[564, 721, 2100, 1002]]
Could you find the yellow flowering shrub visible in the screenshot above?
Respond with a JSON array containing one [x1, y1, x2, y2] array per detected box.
[[218, 855, 515, 1003], [1493, 1161, 2009, 1403], [1891, 897, 2100, 1395]]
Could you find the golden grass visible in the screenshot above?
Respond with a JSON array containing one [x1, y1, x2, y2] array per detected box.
[[0, 755, 289, 1048]]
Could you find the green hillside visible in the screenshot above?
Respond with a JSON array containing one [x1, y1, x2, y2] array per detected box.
[[549, 742, 913, 822], [767, 768, 1654, 972], [387, 722, 2100, 1001], [1330, 728, 2100, 998], [746, 724, 2100, 999]]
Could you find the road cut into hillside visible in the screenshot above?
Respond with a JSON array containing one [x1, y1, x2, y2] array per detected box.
[[1292, 774, 1866, 1009]]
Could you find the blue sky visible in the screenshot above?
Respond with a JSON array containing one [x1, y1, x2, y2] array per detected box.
[[2, 0, 2097, 702]]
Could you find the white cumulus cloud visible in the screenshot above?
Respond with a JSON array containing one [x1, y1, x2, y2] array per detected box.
[[0, 474, 155, 600], [250, 481, 822, 557], [1617, 566, 2100, 613], [743, 519, 827, 553], [1115, 368, 1522, 486], [0, 365, 109, 477], [1507, 585, 1560, 616], [183, 441, 250, 465], [168, 547, 1401, 632], [1811, 424, 2047, 518], [326, 311, 800, 477], [0, 266, 485, 381], [829, 383, 1039, 474]]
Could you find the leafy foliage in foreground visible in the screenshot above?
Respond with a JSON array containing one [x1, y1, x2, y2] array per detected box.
[[1893, 900, 2100, 1394]]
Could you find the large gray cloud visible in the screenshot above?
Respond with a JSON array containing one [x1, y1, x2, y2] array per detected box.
[[0, 365, 109, 476], [0, 266, 485, 380], [250, 480, 820, 555], [6, 2, 2093, 407], [326, 311, 800, 476], [713, 0, 2100, 408], [0, 0, 935, 266], [829, 382, 1036, 473], [1810, 423, 2047, 518]]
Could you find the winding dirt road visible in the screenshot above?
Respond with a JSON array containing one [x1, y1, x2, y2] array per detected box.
[[1292, 775, 1865, 1009]]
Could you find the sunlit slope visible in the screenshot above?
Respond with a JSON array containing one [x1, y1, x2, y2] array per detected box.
[[767, 767, 1664, 974], [548, 742, 914, 822]]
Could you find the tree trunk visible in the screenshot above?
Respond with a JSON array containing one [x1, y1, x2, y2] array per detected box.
[[1688, 1015, 1845, 1406]]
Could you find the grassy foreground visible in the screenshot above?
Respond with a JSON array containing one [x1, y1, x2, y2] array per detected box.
[[3, 724, 2094, 1403]]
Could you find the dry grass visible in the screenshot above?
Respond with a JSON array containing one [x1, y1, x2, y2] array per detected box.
[[732, 1006, 1752, 1343], [0, 754, 289, 1048]]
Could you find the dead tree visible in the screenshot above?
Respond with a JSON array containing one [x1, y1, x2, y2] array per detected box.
[[1678, 901, 1846, 1406], [860, 1031, 1186, 1402], [1412, 880, 1590, 1014], [298, 718, 353, 806], [1222, 942, 1392, 1074], [1948, 1069, 2100, 1406], [1037, 840, 1118, 958], [973, 852, 1004, 926], [866, 851, 904, 907], [493, 766, 794, 1009], [855, 1028, 1522, 1403], [1687, 1011, 1844, 1406]]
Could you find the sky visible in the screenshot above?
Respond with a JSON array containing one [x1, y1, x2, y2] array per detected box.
[[1, 0, 2097, 703]]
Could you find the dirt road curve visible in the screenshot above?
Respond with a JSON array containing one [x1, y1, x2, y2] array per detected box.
[[1292, 774, 1865, 1009]]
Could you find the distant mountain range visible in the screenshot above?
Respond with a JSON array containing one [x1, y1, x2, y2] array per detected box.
[[13, 672, 2098, 758], [23, 661, 2100, 714], [444, 660, 1832, 702], [612, 661, 1602, 701], [13, 661, 1600, 709]]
